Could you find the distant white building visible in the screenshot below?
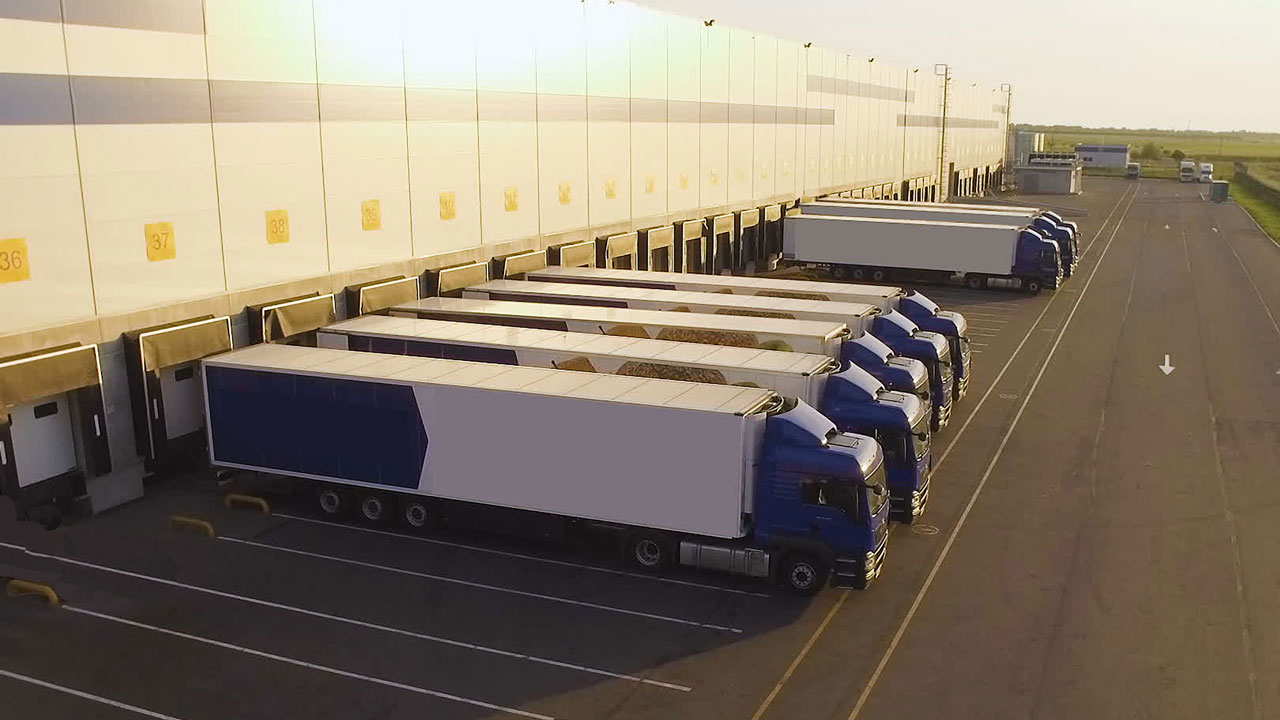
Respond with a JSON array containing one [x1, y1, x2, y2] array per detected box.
[[1074, 144, 1130, 168]]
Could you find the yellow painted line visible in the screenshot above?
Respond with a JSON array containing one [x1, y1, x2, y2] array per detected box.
[[224, 493, 270, 515], [748, 589, 849, 720], [5, 578, 61, 606], [169, 515, 215, 538]]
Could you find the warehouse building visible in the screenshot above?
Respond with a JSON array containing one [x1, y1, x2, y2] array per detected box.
[[0, 0, 1010, 519], [1074, 144, 1130, 168]]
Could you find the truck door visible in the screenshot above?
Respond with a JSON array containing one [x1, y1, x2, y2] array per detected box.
[[10, 395, 78, 488]]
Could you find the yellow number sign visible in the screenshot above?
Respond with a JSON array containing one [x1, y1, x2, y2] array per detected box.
[[144, 222, 176, 262], [679, 172, 689, 190], [266, 209, 290, 245], [439, 191, 456, 221], [361, 199, 382, 231], [644, 175, 655, 194], [0, 237, 31, 283], [558, 181, 572, 206], [604, 178, 617, 200], [503, 186, 519, 212]]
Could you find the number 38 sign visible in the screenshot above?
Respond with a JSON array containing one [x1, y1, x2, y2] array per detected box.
[[0, 237, 30, 283]]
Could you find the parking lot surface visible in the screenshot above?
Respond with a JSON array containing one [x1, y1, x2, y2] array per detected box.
[[3, 177, 1276, 720]]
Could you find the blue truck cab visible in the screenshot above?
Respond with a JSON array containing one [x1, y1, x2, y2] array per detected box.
[[1016, 228, 1063, 292], [844, 333, 930, 406], [820, 363, 931, 522], [897, 291, 970, 401], [757, 399, 891, 590], [867, 311, 953, 431], [1032, 216, 1077, 277]]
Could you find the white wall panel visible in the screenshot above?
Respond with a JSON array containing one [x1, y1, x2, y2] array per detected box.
[[476, 0, 539, 243], [775, 40, 800, 199], [666, 15, 700, 215], [314, 0, 410, 272], [206, 0, 328, 291], [586, 0, 632, 227], [752, 36, 776, 202], [698, 25, 729, 209], [403, 3, 482, 257], [818, 51, 835, 190], [832, 54, 848, 188], [629, 5, 667, 221], [535, 0, 588, 235], [0, 19, 94, 334], [801, 47, 820, 195], [726, 28, 754, 205]]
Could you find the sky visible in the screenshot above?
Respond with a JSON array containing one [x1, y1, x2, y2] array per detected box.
[[633, 0, 1280, 133]]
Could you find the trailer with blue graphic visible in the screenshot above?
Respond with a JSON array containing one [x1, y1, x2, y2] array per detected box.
[[319, 315, 932, 522], [202, 344, 891, 593]]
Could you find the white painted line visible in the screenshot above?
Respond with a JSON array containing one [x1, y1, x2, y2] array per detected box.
[[273, 512, 770, 598], [846, 182, 1139, 720], [965, 317, 1010, 324], [966, 330, 999, 337], [219, 536, 743, 634], [0, 541, 689, 691], [62, 606, 556, 720], [1223, 241, 1280, 343], [0, 668, 185, 720]]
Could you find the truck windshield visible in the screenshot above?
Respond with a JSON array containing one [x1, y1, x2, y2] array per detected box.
[[1042, 249, 1059, 266], [864, 463, 888, 517]]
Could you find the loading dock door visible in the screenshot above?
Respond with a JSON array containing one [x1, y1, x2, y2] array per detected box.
[[10, 395, 77, 488]]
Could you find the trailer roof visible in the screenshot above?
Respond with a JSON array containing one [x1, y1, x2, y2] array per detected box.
[[207, 344, 777, 415], [470, 280, 881, 318], [390, 297, 849, 340], [323, 315, 833, 375], [790, 212, 1021, 231], [823, 197, 1044, 215], [525, 265, 907, 302], [806, 200, 1035, 218]]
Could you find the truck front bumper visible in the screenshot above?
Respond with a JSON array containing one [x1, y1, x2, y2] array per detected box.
[[933, 398, 952, 431]]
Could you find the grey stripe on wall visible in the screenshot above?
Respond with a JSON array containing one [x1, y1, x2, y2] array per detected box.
[[0, 73, 72, 124], [0, 0, 60, 22], [898, 114, 1000, 130], [63, 0, 204, 34], [211, 80, 318, 123], [1, 73, 838, 126], [808, 75, 915, 103], [993, 104, 1008, 114], [72, 75, 210, 124]]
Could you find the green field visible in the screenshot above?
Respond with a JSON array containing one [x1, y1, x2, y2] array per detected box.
[[1018, 125, 1280, 243]]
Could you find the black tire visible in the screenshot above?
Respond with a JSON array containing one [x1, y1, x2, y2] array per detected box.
[[1024, 278, 1042, 294], [966, 275, 983, 290], [850, 266, 866, 280], [316, 486, 352, 518], [832, 265, 850, 280], [779, 551, 828, 596], [401, 498, 444, 531], [29, 504, 63, 531], [358, 493, 391, 524], [870, 268, 887, 283], [626, 532, 670, 570]]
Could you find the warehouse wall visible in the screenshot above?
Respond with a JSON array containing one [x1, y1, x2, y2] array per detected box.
[[0, 0, 1008, 344]]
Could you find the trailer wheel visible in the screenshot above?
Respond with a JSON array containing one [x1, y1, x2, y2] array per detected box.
[[779, 552, 827, 596], [848, 267, 865, 281], [317, 487, 351, 518], [358, 493, 390, 524], [832, 265, 850, 280], [966, 275, 984, 290], [626, 532, 670, 570], [401, 499, 444, 531], [870, 268, 887, 283]]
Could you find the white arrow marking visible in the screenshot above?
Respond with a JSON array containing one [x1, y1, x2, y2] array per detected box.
[[1213, 227, 1220, 233], [1164, 224, 1171, 230], [1159, 354, 1175, 375]]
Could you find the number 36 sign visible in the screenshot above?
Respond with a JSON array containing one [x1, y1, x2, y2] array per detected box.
[[0, 237, 30, 283]]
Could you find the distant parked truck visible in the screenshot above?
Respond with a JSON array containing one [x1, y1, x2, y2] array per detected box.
[[388, 297, 935, 428], [458, 280, 955, 430], [523, 265, 973, 402], [1126, 162, 1141, 179], [802, 200, 1078, 278], [318, 316, 934, 521], [204, 344, 892, 593], [1179, 161, 1197, 182], [1199, 163, 1214, 183], [784, 213, 1062, 293]]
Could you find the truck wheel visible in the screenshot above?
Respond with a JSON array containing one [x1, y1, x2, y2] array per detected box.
[[966, 275, 983, 290], [780, 552, 828, 596], [870, 268, 887, 283], [627, 532, 670, 570], [358, 493, 390, 524], [849, 267, 866, 280], [317, 487, 351, 518], [1024, 278, 1042, 294], [401, 499, 444, 531]]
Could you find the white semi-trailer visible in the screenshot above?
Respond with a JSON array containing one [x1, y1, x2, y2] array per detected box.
[[203, 344, 891, 592], [784, 213, 1063, 294], [319, 316, 933, 520], [461, 280, 954, 430], [802, 200, 1079, 277], [521, 266, 972, 401]]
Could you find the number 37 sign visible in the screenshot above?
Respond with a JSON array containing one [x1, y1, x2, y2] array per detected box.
[[145, 222, 176, 262]]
